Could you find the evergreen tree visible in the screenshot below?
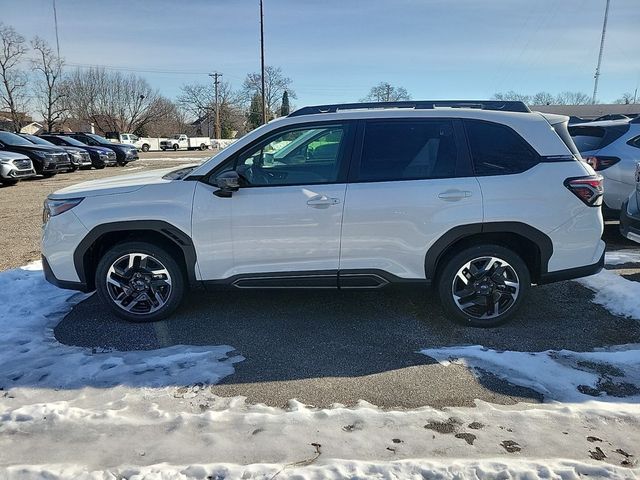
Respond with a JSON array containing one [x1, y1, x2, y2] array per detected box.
[[248, 93, 262, 129], [280, 90, 290, 116]]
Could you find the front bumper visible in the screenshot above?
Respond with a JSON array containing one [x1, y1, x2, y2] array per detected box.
[[42, 255, 89, 291], [0, 163, 36, 180], [620, 197, 640, 244]]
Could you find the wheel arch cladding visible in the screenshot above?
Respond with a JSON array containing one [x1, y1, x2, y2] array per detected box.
[[73, 220, 197, 291], [425, 222, 553, 284]]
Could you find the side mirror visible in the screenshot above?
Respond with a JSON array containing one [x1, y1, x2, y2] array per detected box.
[[213, 170, 240, 198]]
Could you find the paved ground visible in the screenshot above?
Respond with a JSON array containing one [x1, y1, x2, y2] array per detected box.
[[55, 228, 640, 409], [0, 150, 213, 271]]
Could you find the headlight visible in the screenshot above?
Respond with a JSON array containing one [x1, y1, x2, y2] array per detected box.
[[33, 151, 47, 159], [43, 197, 84, 223]]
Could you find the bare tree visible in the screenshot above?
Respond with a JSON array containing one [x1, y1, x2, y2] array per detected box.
[[31, 36, 66, 132], [531, 91, 555, 105], [241, 66, 295, 119], [136, 97, 188, 137], [492, 91, 531, 104], [614, 92, 637, 105], [178, 80, 244, 138], [0, 23, 28, 132], [361, 82, 411, 102], [62, 67, 170, 134], [555, 91, 591, 105]]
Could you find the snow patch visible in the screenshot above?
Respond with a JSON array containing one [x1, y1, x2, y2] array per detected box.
[[605, 250, 640, 265], [0, 262, 241, 389], [577, 268, 640, 320], [420, 345, 640, 402]]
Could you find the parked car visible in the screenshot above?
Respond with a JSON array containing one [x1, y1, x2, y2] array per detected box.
[[620, 162, 640, 244], [569, 118, 640, 218], [67, 132, 139, 166], [105, 132, 139, 145], [19, 134, 91, 171], [0, 130, 70, 177], [160, 134, 211, 151], [0, 150, 36, 186], [42, 100, 604, 327], [40, 134, 117, 169]]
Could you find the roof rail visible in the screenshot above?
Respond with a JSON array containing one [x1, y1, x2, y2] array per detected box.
[[288, 100, 530, 117]]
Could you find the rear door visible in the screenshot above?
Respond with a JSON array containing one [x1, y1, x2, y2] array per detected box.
[[339, 118, 483, 282]]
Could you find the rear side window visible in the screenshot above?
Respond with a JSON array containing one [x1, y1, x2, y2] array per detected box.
[[568, 124, 630, 152], [627, 135, 640, 149], [355, 120, 458, 182], [464, 120, 539, 176]]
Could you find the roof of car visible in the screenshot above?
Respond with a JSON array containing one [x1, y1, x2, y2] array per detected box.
[[571, 119, 632, 128]]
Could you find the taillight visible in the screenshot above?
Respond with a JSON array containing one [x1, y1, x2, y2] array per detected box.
[[564, 175, 604, 207], [584, 156, 620, 171]]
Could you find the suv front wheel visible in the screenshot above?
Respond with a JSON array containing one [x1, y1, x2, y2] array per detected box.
[[95, 241, 185, 322], [437, 245, 530, 327]]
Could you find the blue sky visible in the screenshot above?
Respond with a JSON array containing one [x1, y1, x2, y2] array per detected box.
[[3, 0, 639, 106]]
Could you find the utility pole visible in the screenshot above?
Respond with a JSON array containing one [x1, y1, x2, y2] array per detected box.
[[209, 72, 222, 139], [52, 0, 60, 57], [592, 0, 610, 104], [260, 0, 267, 124]]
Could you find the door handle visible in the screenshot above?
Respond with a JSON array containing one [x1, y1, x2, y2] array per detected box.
[[307, 195, 341, 208], [438, 190, 472, 201]]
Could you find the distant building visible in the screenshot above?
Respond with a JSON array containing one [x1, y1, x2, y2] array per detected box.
[[20, 122, 44, 135], [532, 103, 640, 121]]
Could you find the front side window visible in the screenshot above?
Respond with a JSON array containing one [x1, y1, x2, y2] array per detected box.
[[355, 120, 458, 182], [464, 120, 538, 176], [233, 124, 347, 186]]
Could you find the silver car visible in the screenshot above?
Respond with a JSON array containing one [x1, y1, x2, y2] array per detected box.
[[620, 162, 640, 244], [0, 150, 36, 186], [569, 117, 640, 217]]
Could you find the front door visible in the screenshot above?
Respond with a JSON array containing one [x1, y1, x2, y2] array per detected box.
[[193, 122, 353, 284]]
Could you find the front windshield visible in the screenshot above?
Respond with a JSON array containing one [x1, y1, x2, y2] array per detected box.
[[162, 165, 198, 180], [22, 135, 55, 146], [86, 133, 110, 144], [0, 131, 36, 146], [57, 136, 88, 147]]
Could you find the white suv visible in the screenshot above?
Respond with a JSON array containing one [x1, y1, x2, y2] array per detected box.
[[42, 101, 605, 327]]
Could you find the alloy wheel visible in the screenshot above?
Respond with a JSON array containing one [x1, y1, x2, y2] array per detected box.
[[451, 256, 520, 320], [105, 253, 172, 315]]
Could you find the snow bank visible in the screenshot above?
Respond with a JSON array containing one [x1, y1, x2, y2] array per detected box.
[[6, 459, 637, 480], [421, 345, 640, 402], [0, 262, 241, 389], [605, 250, 640, 265]]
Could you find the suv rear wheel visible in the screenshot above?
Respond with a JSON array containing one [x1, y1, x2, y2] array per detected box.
[[95, 241, 185, 322], [437, 244, 530, 327]]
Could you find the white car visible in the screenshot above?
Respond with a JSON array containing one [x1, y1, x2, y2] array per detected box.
[[569, 118, 640, 217], [0, 150, 36, 186], [42, 100, 605, 327]]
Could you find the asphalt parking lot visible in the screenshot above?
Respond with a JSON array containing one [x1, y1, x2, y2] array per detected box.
[[4, 151, 638, 410], [55, 225, 640, 409]]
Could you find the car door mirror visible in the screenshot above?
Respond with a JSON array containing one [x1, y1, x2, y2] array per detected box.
[[213, 170, 240, 198]]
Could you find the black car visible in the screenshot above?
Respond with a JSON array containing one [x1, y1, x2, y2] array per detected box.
[[40, 134, 117, 169], [67, 132, 138, 166], [19, 134, 92, 171], [0, 130, 70, 177]]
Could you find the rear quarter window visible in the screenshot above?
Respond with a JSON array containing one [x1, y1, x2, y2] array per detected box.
[[463, 120, 539, 176]]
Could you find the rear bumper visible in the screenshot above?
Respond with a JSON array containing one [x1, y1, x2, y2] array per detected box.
[[538, 249, 604, 284], [620, 198, 640, 244], [42, 255, 90, 292]]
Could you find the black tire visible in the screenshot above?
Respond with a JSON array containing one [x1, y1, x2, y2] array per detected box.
[[0, 179, 18, 186], [94, 164, 106, 170], [42, 172, 56, 178], [172, 144, 179, 151], [436, 244, 530, 328], [142, 144, 150, 152], [95, 241, 186, 322], [118, 161, 129, 167], [199, 143, 206, 151]]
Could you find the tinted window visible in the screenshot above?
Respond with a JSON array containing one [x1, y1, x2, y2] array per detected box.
[[568, 124, 630, 152], [234, 125, 347, 186], [464, 120, 538, 176], [628, 136, 640, 149], [0, 131, 34, 146], [356, 120, 457, 182]]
